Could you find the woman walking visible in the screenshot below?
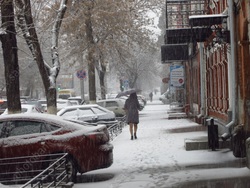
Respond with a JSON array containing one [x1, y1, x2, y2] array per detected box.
[[124, 92, 140, 140]]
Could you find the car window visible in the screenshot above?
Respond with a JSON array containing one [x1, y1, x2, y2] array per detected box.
[[0, 122, 16, 138], [0, 122, 6, 138], [0, 101, 7, 109], [91, 107, 106, 114], [106, 101, 118, 107], [97, 102, 104, 106], [40, 123, 60, 132], [60, 109, 78, 117], [21, 108, 28, 113], [0, 121, 59, 137], [79, 108, 95, 116], [8, 121, 42, 136]]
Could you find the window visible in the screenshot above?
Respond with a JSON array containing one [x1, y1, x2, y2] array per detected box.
[[0, 122, 16, 138], [91, 107, 106, 114], [21, 108, 28, 113], [0, 121, 60, 137], [106, 101, 118, 107], [40, 123, 59, 132], [0, 101, 7, 109], [61, 109, 80, 117], [97, 102, 104, 106], [8, 121, 42, 136], [0, 122, 6, 138], [79, 108, 95, 116]]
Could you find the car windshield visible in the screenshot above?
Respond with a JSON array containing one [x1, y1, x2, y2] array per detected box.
[[0, 101, 7, 109], [21, 108, 28, 113]]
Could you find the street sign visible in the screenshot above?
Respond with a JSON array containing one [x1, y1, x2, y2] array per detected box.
[[170, 65, 184, 87], [76, 70, 87, 79], [123, 80, 129, 90]]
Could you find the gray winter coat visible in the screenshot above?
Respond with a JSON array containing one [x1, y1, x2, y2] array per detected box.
[[124, 97, 140, 124]]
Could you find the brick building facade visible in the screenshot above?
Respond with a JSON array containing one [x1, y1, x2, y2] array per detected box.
[[162, 0, 250, 157]]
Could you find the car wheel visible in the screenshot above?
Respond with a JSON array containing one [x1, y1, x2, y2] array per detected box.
[[65, 156, 77, 183], [44, 154, 78, 183]]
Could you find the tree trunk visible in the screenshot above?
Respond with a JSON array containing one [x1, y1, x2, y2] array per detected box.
[[85, 5, 96, 103], [99, 60, 107, 99], [88, 53, 96, 103], [0, 0, 21, 113], [99, 71, 106, 99]]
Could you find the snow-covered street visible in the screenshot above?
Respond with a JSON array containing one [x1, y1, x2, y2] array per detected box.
[[74, 99, 250, 188]]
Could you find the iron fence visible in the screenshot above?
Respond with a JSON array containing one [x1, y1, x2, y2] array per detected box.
[[0, 153, 71, 188]]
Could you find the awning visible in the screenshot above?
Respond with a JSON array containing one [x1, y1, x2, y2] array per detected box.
[[165, 27, 212, 43], [191, 27, 213, 42], [189, 14, 228, 27], [161, 43, 189, 63], [165, 28, 193, 44]]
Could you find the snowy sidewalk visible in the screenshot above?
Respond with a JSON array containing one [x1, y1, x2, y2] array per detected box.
[[74, 100, 249, 188]]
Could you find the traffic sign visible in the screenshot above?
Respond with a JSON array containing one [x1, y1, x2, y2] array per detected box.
[[76, 70, 87, 79]]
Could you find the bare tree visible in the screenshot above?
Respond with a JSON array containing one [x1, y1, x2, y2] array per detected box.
[[61, 0, 162, 101], [15, 0, 68, 114]]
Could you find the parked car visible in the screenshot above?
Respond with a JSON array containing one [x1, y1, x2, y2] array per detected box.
[[68, 96, 85, 105], [58, 89, 76, 99], [22, 99, 44, 113], [1, 104, 42, 115], [57, 99, 76, 112], [0, 113, 113, 182], [137, 95, 147, 105], [0, 99, 7, 115], [57, 104, 116, 123], [159, 90, 171, 104], [97, 98, 126, 117], [38, 99, 80, 113], [38, 99, 47, 112]]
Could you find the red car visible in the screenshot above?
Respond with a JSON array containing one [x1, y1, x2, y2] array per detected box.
[[0, 113, 113, 183]]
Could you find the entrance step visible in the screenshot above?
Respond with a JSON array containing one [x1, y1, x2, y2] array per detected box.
[[167, 112, 187, 119], [185, 136, 231, 151]]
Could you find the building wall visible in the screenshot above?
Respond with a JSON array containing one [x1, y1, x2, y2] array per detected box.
[[235, 0, 250, 131], [205, 44, 229, 123], [187, 0, 229, 126], [192, 0, 250, 133]]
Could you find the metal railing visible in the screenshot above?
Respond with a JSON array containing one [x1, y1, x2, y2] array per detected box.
[[108, 116, 127, 141], [0, 153, 71, 188]]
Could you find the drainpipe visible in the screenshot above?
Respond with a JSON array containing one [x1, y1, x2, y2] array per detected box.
[[221, 0, 237, 140], [199, 43, 206, 118]]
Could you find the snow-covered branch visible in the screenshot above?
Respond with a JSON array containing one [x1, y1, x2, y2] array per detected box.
[[50, 0, 68, 88]]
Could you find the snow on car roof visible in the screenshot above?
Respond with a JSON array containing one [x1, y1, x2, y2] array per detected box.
[[0, 113, 100, 130], [59, 104, 99, 109], [0, 113, 107, 147], [97, 98, 124, 102]]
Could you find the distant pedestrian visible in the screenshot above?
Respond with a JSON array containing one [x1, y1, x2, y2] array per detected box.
[[149, 92, 153, 102], [124, 92, 140, 140]]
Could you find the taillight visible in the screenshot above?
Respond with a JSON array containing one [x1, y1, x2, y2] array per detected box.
[[87, 132, 109, 144]]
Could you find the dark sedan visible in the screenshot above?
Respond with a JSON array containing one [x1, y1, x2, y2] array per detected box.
[[0, 113, 113, 183]]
